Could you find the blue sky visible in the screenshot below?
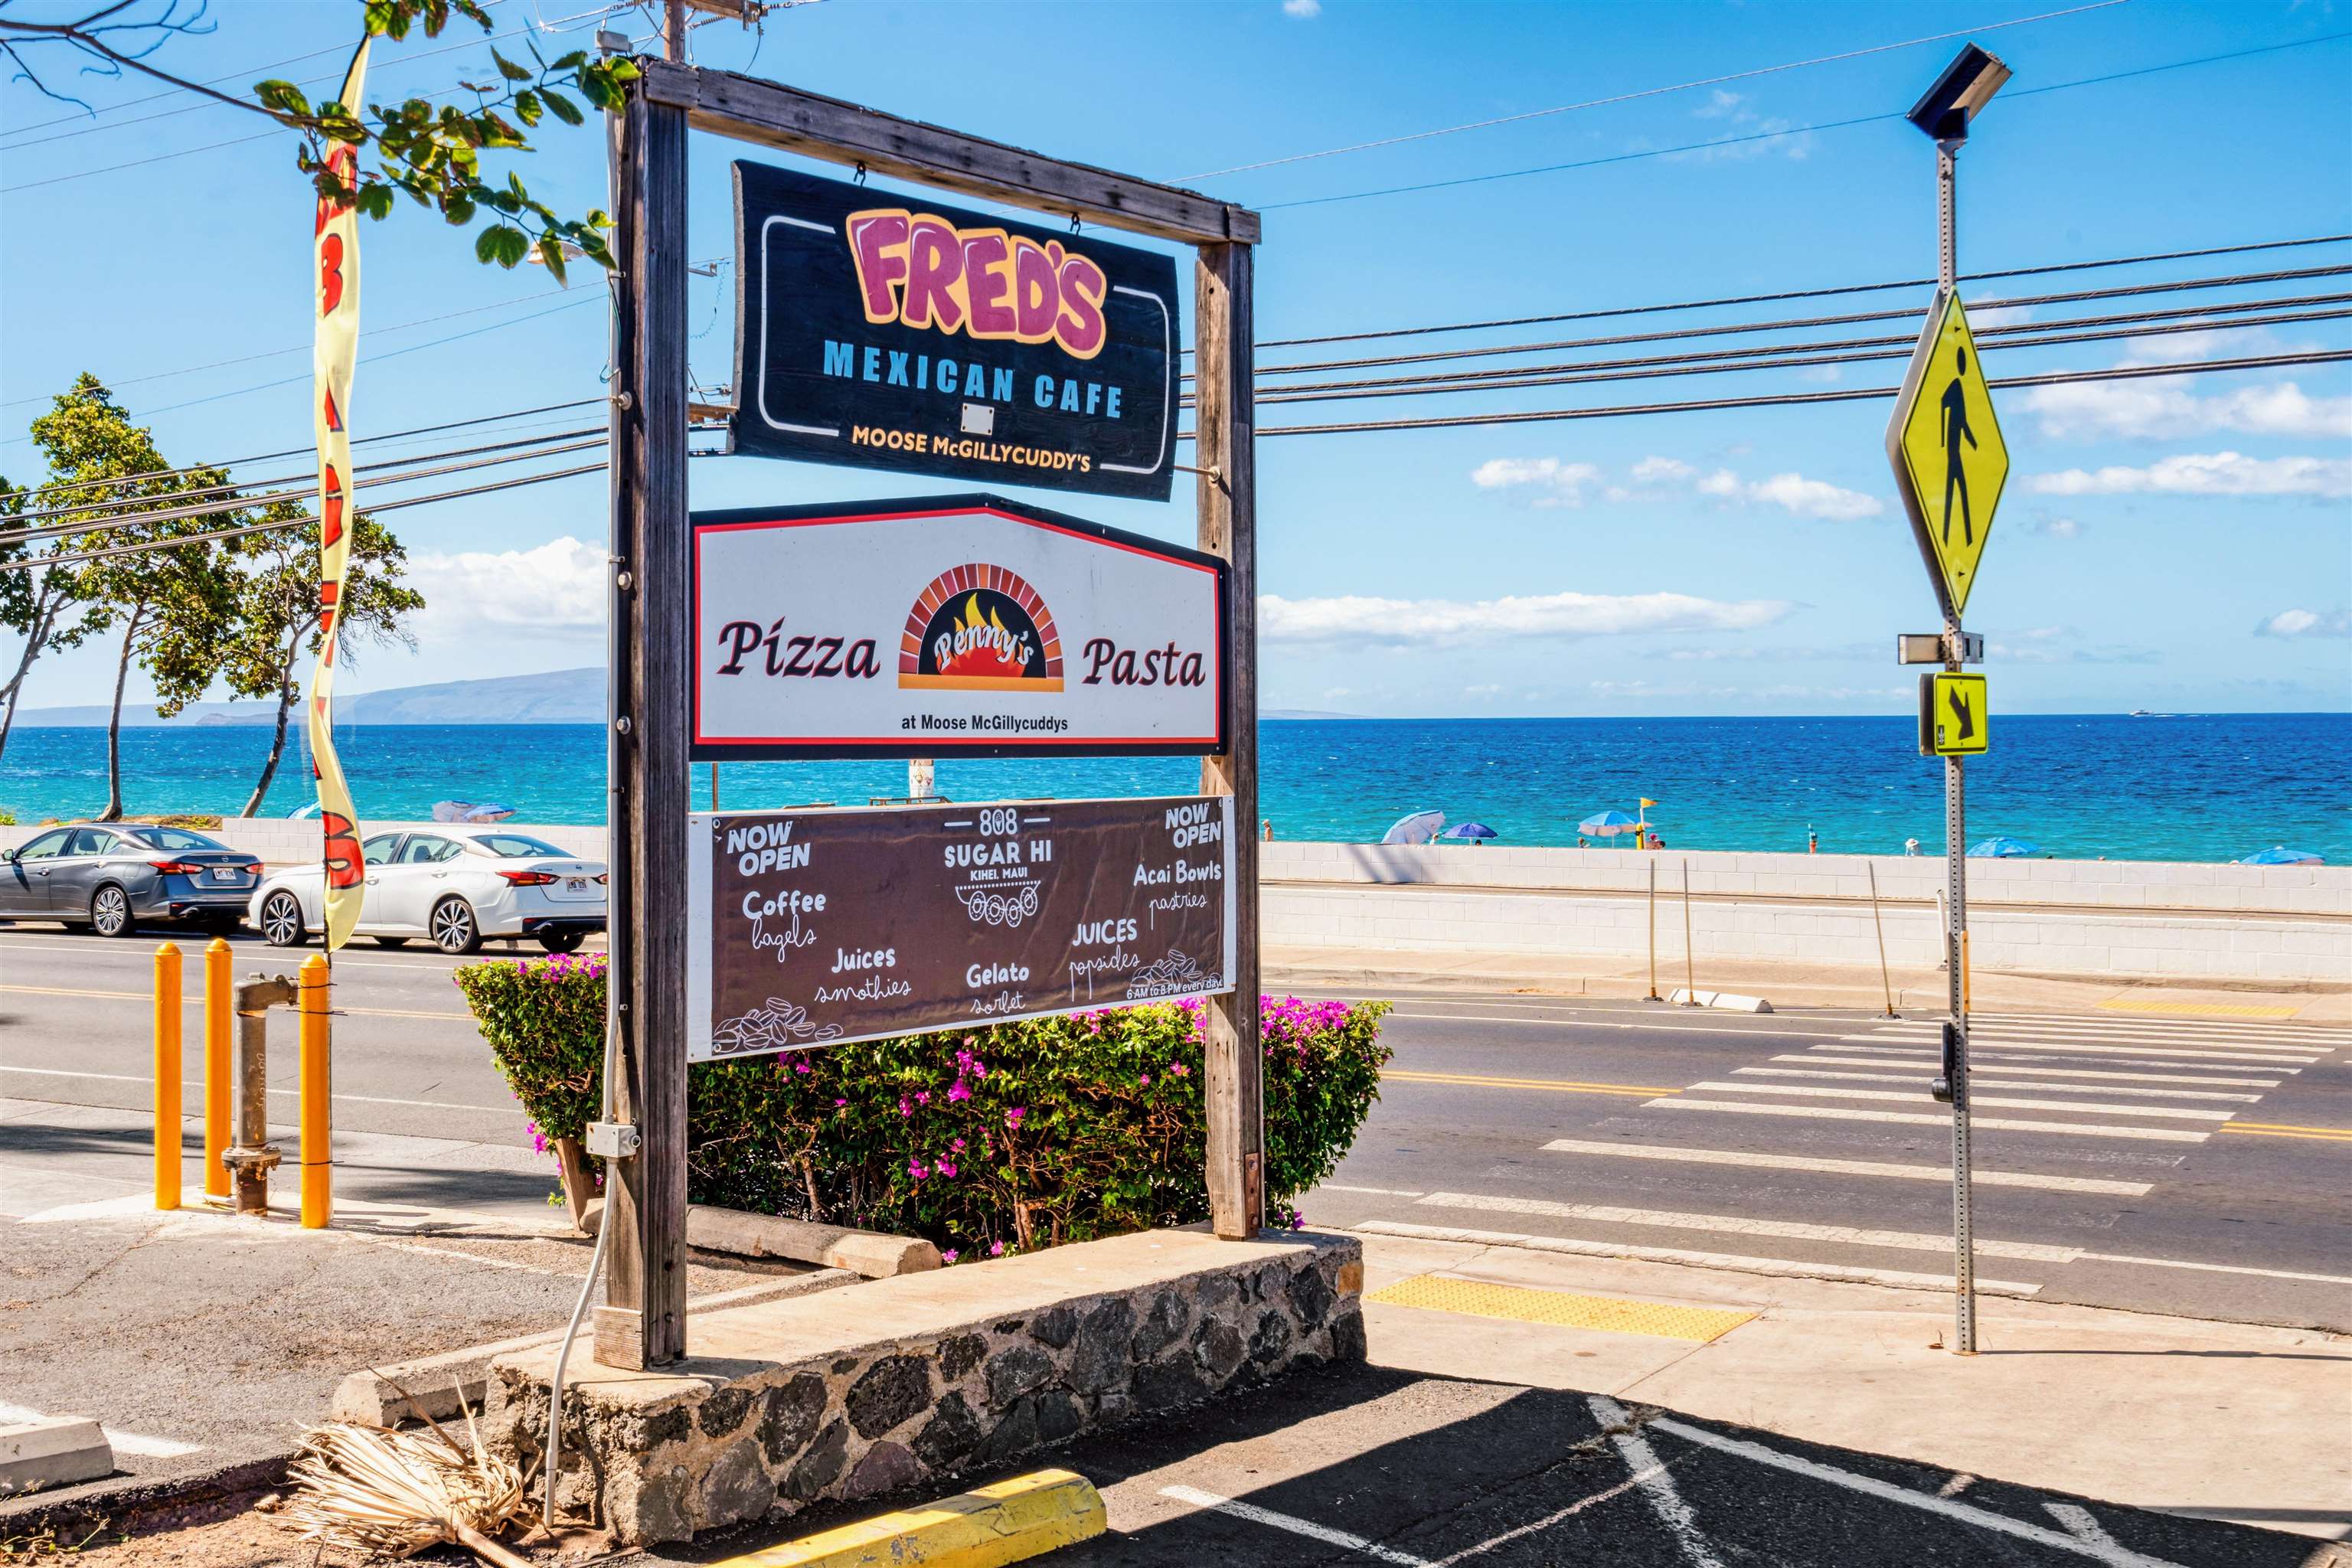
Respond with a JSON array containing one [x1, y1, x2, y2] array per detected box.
[[3, 0, 2347, 718]]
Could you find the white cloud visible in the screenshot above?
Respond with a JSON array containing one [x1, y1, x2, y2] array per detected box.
[[1469, 456, 1602, 507], [2022, 515, 2082, 538], [2253, 608, 2351, 639], [1463, 683, 1502, 697], [1743, 472, 1883, 521], [410, 535, 605, 635], [2024, 378, 2352, 442], [1630, 456, 1694, 482], [1259, 590, 1792, 646], [1696, 468, 1741, 498], [2029, 452, 2352, 498], [1694, 90, 1743, 119], [1282, 0, 1321, 15]]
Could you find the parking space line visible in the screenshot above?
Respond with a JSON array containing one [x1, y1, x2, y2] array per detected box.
[[1644, 1415, 2190, 1568], [1158, 1484, 1431, 1566], [1589, 1397, 1728, 1568]]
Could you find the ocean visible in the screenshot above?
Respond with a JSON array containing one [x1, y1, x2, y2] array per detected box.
[[2, 714, 2344, 864]]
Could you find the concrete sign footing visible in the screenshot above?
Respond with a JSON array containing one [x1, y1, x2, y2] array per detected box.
[[0, 1418, 113, 1497], [1671, 988, 1774, 1014]]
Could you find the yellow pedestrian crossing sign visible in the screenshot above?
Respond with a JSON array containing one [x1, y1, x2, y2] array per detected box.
[[1887, 289, 2007, 619], [1919, 672, 1989, 756]]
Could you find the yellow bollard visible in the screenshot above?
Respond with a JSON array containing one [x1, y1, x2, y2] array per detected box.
[[152, 942, 182, 1210], [204, 938, 232, 1199], [299, 955, 332, 1228]]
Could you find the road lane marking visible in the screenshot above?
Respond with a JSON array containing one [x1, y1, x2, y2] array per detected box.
[[0, 982, 472, 1021], [1732, 1067, 2261, 1102], [0, 1402, 201, 1461], [1319, 1184, 1428, 1197], [1413, 1191, 2079, 1263], [0, 1064, 514, 1115], [1351, 1220, 2043, 1295], [1683, 1082, 2235, 1121], [1643, 1416, 2192, 1568], [1650, 1099, 2209, 1142], [1537, 1138, 2153, 1195], [0, 938, 500, 975], [1157, 1485, 1429, 1566], [1589, 1396, 1730, 1568], [1390, 1010, 1855, 1040], [2045, 1502, 2130, 1554], [2070, 1250, 2352, 1285], [2096, 998, 2301, 1020], [1369, 1275, 1755, 1343], [2215, 1122, 2352, 1142], [1383, 1069, 1681, 1097], [1782, 1054, 2282, 1086]]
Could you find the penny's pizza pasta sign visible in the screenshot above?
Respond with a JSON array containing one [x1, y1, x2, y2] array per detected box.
[[690, 495, 1229, 759]]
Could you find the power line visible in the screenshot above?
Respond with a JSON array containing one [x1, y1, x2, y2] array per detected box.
[[1261, 31, 2352, 213], [1179, 0, 2130, 181]]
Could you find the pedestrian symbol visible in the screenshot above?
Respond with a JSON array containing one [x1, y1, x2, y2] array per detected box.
[[1919, 671, 1989, 756], [1888, 290, 2007, 619]]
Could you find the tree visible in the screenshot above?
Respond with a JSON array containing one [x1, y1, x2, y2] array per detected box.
[[220, 505, 424, 817], [0, 0, 638, 283], [26, 377, 237, 822], [0, 481, 100, 766]]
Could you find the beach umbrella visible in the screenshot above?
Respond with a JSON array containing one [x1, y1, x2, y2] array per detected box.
[[1578, 810, 1642, 837], [1443, 822, 1498, 841], [1968, 836, 2040, 858], [1380, 810, 1446, 845], [2239, 845, 2324, 865]]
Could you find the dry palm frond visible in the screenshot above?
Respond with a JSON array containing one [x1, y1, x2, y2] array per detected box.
[[275, 1394, 531, 1568]]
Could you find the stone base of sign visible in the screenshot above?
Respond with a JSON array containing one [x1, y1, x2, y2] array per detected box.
[[483, 1227, 1364, 1546], [580, 1200, 942, 1278]]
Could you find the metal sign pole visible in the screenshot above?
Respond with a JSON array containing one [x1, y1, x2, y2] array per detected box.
[[1939, 137, 1978, 1356]]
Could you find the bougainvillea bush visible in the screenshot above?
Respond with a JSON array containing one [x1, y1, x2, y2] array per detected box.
[[455, 955, 1390, 1262]]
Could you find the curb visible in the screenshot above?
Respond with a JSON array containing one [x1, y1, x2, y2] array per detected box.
[[707, 1468, 1106, 1566], [0, 1452, 288, 1546]]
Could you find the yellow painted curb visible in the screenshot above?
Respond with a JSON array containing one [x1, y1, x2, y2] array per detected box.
[[1367, 1273, 1754, 1344], [712, 1468, 1105, 1567]]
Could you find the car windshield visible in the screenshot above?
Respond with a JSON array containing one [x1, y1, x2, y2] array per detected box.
[[126, 826, 229, 852], [468, 833, 569, 859]]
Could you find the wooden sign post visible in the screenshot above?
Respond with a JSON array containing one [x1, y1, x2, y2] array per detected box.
[[596, 61, 1263, 1370]]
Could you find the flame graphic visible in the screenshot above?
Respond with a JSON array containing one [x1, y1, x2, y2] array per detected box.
[[937, 592, 1031, 679]]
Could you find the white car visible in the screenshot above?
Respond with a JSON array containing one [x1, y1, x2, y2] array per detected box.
[[249, 827, 607, 955]]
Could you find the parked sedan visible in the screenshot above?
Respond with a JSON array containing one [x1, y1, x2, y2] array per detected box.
[[0, 824, 263, 936], [248, 827, 606, 955]]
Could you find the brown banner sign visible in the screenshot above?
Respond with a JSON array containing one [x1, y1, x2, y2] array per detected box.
[[687, 795, 1237, 1060]]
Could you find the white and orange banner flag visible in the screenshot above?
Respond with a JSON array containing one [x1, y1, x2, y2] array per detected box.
[[308, 38, 371, 951]]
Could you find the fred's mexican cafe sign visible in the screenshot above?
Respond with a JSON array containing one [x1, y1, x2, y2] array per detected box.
[[691, 495, 1229, 759], [730, 162, 1181, 502]]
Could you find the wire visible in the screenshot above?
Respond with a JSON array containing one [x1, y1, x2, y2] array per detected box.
[[1262, 31, 2352, 213], [1179, 0, 2130, 181]]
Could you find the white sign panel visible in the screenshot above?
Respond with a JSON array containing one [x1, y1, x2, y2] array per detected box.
[[691, 494, 1229, 758]]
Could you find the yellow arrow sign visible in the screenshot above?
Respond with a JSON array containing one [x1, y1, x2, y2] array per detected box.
[[1919, 671, 1989, 756], [1887, 290, 2007, 619]]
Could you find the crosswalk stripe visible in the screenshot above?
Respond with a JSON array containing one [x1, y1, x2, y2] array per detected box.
[[1536, 1138, 2153, 1195], [1351, 1220, 2044, 1296], [1860, 1037, 2320, 1065], [1873, 1024, 2331, 1053], [1732, 1067, 2261, 1103], [1685, 1082, 2236, 1121], [1813, 1044, 2305, 1075], [1779, 1054, 2282, 1088], [1651, 1098, 2209, 1142], [1413, 1190, 2080, 1262], [1949, 1012, 2339, 1039]]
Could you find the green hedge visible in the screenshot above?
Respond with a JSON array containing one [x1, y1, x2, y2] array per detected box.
[[453, 952, 1390, 1260]]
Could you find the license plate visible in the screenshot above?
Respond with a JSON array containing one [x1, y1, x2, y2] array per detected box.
[[566, 877, 589, 893], [210, 867, 241, 883]]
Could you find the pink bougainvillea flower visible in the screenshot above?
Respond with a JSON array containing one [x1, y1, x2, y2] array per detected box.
[[794, 1060, 812, 1074], [946, 1081, 972, 1102], [1138, 1074, 1151, 1087], [835, 1098, 848, 1109], [941, 1250, 959, 1264], [1005, 1106, 1026, 1128], [1170, 1063, 1189, 1076], [916, 1090, 930, 1106], [898, 1097, 912, 1117], [950, 1138, 966, 1152], [989, 1240, 1004, 1257], [908, 1159, 928, 1181], [937, 1161, 957, 1178]]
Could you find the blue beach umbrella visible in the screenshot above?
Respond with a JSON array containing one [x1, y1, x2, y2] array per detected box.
[[1968, 836, 2040, 858], [1443, 822, 1498, 841], [2239, 845, 2324, 865], [1380, 810, 1447, 845], [1578, 810, 1642, 838]]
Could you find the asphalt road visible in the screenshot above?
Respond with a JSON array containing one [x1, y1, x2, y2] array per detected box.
[[3, 925, 2346, 1328], [1305, 988, 2352, 1331]]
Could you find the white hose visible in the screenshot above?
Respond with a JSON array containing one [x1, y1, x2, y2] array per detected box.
[[541, 1187, 610, 1532]]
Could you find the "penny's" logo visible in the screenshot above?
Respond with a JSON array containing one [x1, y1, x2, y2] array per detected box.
[[900, 565, 1064, 692], [846, 209, 1109, 361]]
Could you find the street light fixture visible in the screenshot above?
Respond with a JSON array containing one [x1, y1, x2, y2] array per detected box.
[[1906, 44, 2011, 143]]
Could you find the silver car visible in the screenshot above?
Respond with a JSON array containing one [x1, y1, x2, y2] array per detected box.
[[0, 824, 264, 937]]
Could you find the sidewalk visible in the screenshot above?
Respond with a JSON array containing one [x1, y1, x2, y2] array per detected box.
[[1266, 942, 2352, 1021], [1351, 1227, 2352, 1540]]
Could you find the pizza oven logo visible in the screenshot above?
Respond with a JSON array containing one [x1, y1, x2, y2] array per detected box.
[[900, 565, 1064, 692]]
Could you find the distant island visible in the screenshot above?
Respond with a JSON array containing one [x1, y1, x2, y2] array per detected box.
[[19, 671, 1368, 727]]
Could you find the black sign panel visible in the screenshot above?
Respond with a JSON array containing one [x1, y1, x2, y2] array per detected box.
[[730, 162, 1181, 502]]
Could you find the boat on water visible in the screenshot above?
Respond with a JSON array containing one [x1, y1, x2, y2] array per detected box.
[[433, 800, 518, 823]]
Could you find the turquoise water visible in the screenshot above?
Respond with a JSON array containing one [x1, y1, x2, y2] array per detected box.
[[3, 714, 2344, 863]]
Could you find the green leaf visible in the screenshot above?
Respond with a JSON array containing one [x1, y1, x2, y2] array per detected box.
[[254, 79, 311, 117], [551, 50, 587, 70], [489, 47, 534, 83], [445, 194, 475, 226], [512, 90, 542, 127], [541, 87, 582, 126], [498, 227, 532, 268], [474, 225, 504, 265], [539, 240, 568, 286]]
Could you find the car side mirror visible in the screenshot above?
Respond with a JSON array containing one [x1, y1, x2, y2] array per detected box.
[[1, 848, 16, 863]]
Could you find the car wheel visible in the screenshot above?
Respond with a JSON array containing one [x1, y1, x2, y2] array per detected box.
[[371, 936, 410, 949], [430, 897, 482, 956], [260, 890, 310, 947], [90, 884, 135, 938], [536, 929, 586, 955]]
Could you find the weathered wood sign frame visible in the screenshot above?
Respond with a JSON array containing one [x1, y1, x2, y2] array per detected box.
[[599, 58, 1261, 1369]]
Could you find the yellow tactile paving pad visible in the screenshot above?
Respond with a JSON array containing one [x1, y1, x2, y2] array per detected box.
[[2097, 998, 2301, 1020], [1365, 1274, 1755, 1343]]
